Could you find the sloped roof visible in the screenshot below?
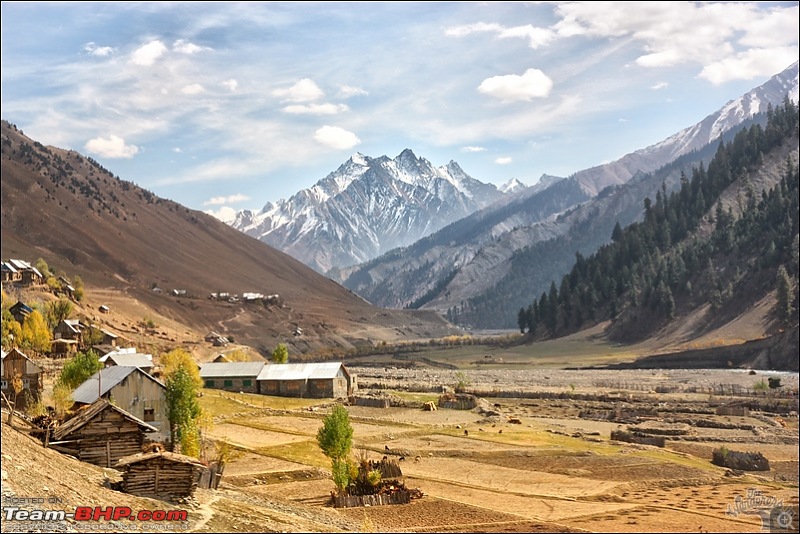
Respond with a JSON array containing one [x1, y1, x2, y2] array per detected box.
[[257, 362, 348, 381], [72, 366, 165, 405], [1, 348, 42, 375], [199, 362, 265, 378], [116, 450, 205, 468], [102, 353, 153, 369], [53, 398, 157, 441]]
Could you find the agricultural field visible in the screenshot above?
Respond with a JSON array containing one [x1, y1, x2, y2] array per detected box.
[[193, 366, 800, 533]]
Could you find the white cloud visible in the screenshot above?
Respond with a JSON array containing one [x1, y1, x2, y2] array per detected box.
[[478, 68, 553, 102], [205, 206, 238, 223], [699, 47, 800, 85], [203, 193, 250, 206], [495, 157, 513, 165], [84, 42, 114, 57], [461, 146, 486, 153], [172, 147, 182, 153], [84, 135, 139, 158], [272, 78, 324, 102], [445, 22, 503, 38], [447, 22, 555, 49], [131, 40, 167, 66], [173, 39, 207, 54], [337, 85, 368, 98], [282, 103, 349, 115], [313, 126, 360, 150], [651, 82, 668, 90], [181, 84, 205, 95], [222, 79, 238, 92]]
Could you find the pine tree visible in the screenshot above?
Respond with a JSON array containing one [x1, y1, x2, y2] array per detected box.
[[775, 265, 795, 328]]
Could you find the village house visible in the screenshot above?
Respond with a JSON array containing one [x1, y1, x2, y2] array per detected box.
[[116, 450, 206, 500], [1, 259, 43, 286], [50, 338, 79, 358], [99, 348, 154, 374], [9, 301, 33, 324], [50, 398, 158, 468], [199, 362, 264, 394], [71, 366, 169, 443], [53, 319, 84, 341], [0, 348, 43, 411], [204, 331, 229, 347], [257, 362, 356, 398]]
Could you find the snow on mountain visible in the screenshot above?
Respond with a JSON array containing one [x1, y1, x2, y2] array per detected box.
[[226, 150, 507, 273], [499, 178, 527, 194], [572, 60, 799, 196]]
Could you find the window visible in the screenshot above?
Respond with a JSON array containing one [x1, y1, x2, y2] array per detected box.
[[143, 408, 155, 422], [242, 380, 252, 387], [205, 380, 215, 388], [224, 379, 233, 388]]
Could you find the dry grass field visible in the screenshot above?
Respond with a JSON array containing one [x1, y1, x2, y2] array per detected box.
[[184, 366, 799, 533], [2, 366, 798, 533]]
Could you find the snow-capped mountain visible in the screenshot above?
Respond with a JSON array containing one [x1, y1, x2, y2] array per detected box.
[[571, 60, 799, 196], [228, 149, 507, 273], [339, 61, 799, 323]]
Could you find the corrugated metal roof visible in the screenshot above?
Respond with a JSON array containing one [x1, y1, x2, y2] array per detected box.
[[105, 353, 154, 369], [257, 362, 346, 381], [72, 366, 164, 405], [199, 362, 266, 378]]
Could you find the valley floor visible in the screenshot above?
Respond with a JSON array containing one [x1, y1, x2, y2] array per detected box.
[[2, 368, 798, 533]]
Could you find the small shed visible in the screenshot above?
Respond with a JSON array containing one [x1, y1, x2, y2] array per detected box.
[[50, 398, 158, 468], [199, 362, 264, 394], [98, 305, 110, 314], [116, 450, 206, 500], [53, 319, 84, 341]]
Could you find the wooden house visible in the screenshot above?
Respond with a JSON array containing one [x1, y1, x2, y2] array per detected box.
[[72, 366, 169, 443], [53, 319, 84, 341], [9, 301, 33, 324], [1, 348, 43, 411], [50, 398, 158, 468], [50, 338, 79, 358], [256, 362, 356, 398], [116, 450, 206, 500], [199, 362, 264, 394], [204, 331, 229, 347], [1, 259, 43, 286]]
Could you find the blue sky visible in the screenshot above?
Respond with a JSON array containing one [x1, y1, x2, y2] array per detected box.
[[2, 2, 798, 219]]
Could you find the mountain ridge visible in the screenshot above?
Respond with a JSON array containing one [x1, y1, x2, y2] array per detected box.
[[225, 149, 508, 273]]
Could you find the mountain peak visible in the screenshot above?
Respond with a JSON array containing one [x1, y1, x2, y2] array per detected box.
[[499, 178, 527, 194]]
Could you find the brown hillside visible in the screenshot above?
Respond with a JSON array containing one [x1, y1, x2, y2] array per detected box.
[[0, 120, 459, 357]]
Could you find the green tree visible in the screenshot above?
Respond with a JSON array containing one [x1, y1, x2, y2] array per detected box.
[[516, 307, 528, 334], [57, 349, 103, 390], [271, 343, 289, 364], [35, 258, 51, 279], [165, 364, 202, 456], [21, 310, 52, 354], [316, 404, 354, 493], [72, 275, 84, 302], [45, 298, 73, 330], [775, 265, 795, 328]]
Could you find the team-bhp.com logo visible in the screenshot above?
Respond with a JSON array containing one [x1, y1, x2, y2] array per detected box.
[[725, 488, 796, 532], [3, 505, 189, 530]]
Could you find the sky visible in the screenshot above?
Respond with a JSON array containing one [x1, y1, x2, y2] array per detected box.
[[2, 2, 798, 220]]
